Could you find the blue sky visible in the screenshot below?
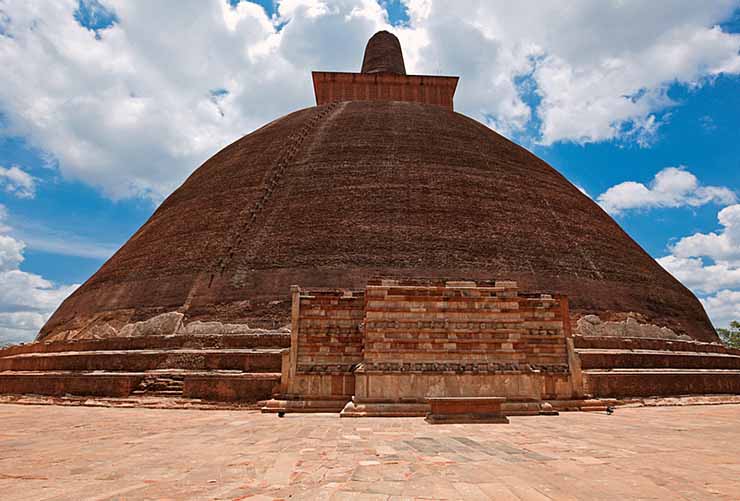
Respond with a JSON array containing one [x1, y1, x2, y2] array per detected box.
[[534, 74, 740, 258], [0, 1, 739, 343]]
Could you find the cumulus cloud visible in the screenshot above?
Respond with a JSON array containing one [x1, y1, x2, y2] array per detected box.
[[658, 255, 740, 294], [404, 1, 740, 145], [0, 204, 10, 233], [0, 0, 386, 201], [0, 165, 36, 198], [0, 234, 25, 271], [671, 204, 740, 263], [0, 1, 739, 201], [597, 167, 736, 215], [701, 290, 740, 330], [0, 205, 78, 345], [658, 204, 740, 329]]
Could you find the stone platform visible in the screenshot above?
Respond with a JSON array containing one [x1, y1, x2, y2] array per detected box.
[[266, 280, 583, 417], [0, 333, 288, 402], [4, 283, 740, 406], [1, 403, 739, 500], [574, 336, 740, 398]]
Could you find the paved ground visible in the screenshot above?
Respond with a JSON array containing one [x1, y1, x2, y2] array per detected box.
[[1, 404, 739, 500]]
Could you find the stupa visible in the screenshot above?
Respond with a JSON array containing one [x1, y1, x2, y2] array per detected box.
[[38, 31, 716, 343], [1, 31, 738, 408]]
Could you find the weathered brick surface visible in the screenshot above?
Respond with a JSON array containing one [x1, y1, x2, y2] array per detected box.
[[362, 280, 568, 372], [573, 335, 740, 355], [584, 371, 740, 398], [0, 350, 281, 372], [37, 95, 718, 343], [295, 290, 364, 374], [0, 373, 142, 397], [38, 31, 717, 344], [579, 351, 740, 370], [361, 31, 407, 75], [183, 374, 280, 402], [292, 280, 569, 377], [312, 72, 458, 110], [0, 334, 289, 358]]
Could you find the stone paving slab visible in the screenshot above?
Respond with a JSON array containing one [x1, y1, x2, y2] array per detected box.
[[0, 404, 738, 500]]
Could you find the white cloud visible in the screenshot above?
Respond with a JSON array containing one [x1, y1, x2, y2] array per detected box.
[[0, 207, 78, 345], [404, 1, 740, 145], [671, 204, 740, 263], [0, 204, 9, 233], [0, 234, 25, 271], [0, 0, 386, 201], [0, 165, 36, 199], [658, 204, 740, 329], [0, 1, 738, 201], [658, 255, 740, 294], [0, 320, 48, 347], [701, 290, 740, 330], [597, 167, 736, 215], [12, 232, 116, 260], [0, 202, 118, 259]]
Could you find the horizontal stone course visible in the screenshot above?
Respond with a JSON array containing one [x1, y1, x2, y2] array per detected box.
[[183, 373, 280, 401], [574, 335, 739, 355], [578, 350, 740, 370], [0, 372, 142, 397], [291, 281, 571, 373], [363, 283, 568, 367], [357, 362, 570, 374], [0, 333, 290, 357], [0, 349, 282, 372], [296, 291, 364, 371], [312, 71, 459, 110], [584, 370, 740, 397], [0, 371, 281, 402]]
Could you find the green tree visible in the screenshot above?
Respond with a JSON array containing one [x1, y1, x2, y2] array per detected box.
[[717, 321, 740, 349]]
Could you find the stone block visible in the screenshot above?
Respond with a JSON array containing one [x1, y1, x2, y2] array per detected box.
[[425, 397, 509, 424]]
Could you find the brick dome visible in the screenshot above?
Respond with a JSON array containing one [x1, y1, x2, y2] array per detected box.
[[39, 99, 717, 342]]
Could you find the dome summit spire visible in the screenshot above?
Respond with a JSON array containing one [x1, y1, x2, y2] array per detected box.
[[312, 31, 458, 110], [361, 30, 406, 75]]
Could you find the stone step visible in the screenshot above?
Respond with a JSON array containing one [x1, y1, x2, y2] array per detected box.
[[580, 405, 609, 412], [0, 371, 281, 402], [134, 385, 180, 391], [583, 369, 740, 398], [132, 390, 184, 396], [0, 349, 284, 372], [131, 373, 187, 398], [0, 333, 291, 357], [577, 349, 740, 370], [573, 336, 738, 356]]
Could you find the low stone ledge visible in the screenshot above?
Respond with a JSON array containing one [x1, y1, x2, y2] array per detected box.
[[0, 372, 143, 398], [0, 349, 283, 372], [183, 373, 281, 402], [425, 397, 509, 424], [578, 350, 740, 370], [0, 333, 291, 357], [584, 370, 740, 398], [340, 399, 430, 417], [262, 396, 350, 414], [573, 335, 738, 356]]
